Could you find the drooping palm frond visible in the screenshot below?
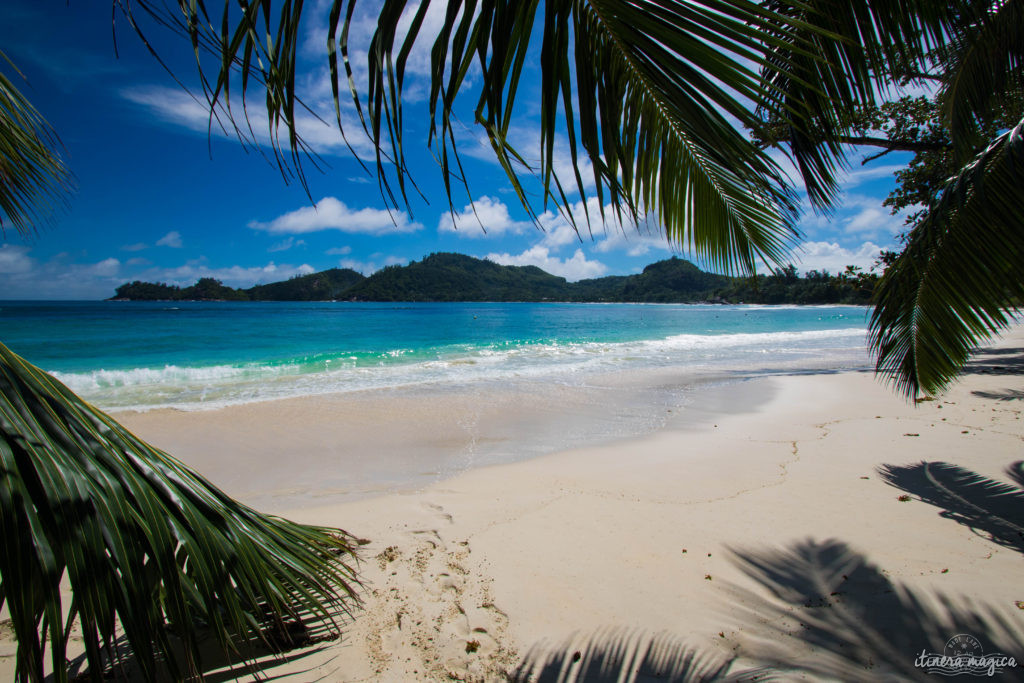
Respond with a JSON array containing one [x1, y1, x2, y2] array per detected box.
[[755, 0, 958, 210], [0, 342, 361, 682], [0, 52, 74, 236], [868, 117, 1024, 398], [351, 0, 810, 274], [122, 0, 843, 274], [937, 0, 1024, 158]]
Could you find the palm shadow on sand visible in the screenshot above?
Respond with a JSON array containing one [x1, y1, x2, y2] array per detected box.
[[726, 538, 1024, 681], [877, 461, 1024, 553], [510, 627, 773, 682], [63, 604, 351, 682], [961, 346, 1024, 377], [513, 538, 1024, 682]]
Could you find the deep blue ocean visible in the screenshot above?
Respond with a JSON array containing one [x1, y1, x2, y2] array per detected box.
[[0, 301, 871, 411]]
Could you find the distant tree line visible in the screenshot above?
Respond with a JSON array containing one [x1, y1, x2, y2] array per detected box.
[[112, 253, 880, 304], [113, 268, 365, 302]]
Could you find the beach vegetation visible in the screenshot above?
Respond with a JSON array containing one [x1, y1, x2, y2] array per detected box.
[[112, 252, 878, 304], [0, 341, 361, 681], [112, 268, 367, 302], [1, 45, 362, 683]]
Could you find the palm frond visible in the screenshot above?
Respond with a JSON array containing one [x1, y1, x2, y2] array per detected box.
[[348, 0, 815, 274], [868, 116, 1024, 398], [0, 52, 74, 237], [0, 342, 361, 682], [937, 0, 1024, 158], [755, 0, 958, 210], [117, 1, 816, 274]]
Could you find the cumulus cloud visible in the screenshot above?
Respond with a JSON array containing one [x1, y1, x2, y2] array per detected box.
[[486, 246, 607, 281], [0, 249, 122, 299], [249, 197, 422, 235], [792, 241, 891, 274], [337, 255, 407, 275], [798, 193, 906, 241], [91, 258, 121, 277], [137, 261, 316, 289], [438, 196, 532, 237], [156, 231, 183, 248], [457, 125, 597, 197], [0, 245, 34, 274], [534, 198, 669, 257]]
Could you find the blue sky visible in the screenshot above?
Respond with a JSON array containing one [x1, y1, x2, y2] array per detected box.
[[1, 1, 912, 299]]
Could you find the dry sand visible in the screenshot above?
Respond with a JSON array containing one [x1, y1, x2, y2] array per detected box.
[[4, 329, 1024, 681]]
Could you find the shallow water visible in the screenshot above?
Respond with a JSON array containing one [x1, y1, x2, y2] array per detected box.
[[1, 300, 871, 412]]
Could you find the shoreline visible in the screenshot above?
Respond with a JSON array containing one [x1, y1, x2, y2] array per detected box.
[[112, 369, 782, 512], [4, 328, 1023, 680], [281, 333, 1024, 681]]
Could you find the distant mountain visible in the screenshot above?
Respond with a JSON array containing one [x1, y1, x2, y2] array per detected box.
[[112, 268, 365, 302], [343, 252, 569, 301], [570, 258, 731, 302], [248, 268, 365, 301], [110, 253, 877, 304]]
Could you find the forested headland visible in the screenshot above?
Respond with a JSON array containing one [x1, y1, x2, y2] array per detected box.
[[111, 253, 878, 304]]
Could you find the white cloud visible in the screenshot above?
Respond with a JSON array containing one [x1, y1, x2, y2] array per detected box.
[[533, 198, 669, 257], [0, 245, 34, 274], [438, 196, 532, 237], [268, 237, 305, 252], [326, 246, 352, 255], [486, 246, 607, 281], [91, 258, 121, 277], [337, 255, 407, 275], [249, 197, 422, 235], [843, 207, 894, 234], [793, 241, 891, 274], [121, 86, 376, 158], [121, 242, 148, 252], [0, 246, 322, 299], [0, 249, 123, 299], [844, 164, 904, 187], [156, 231, 183, 248], [457, 124, 597, 197], [138, 261, 316, 289]]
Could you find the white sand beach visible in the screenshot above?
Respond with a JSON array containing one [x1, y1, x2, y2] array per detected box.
[[4, 328, 1024, 680]]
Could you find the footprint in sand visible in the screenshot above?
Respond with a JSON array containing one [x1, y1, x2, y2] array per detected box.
[[362, 503, 516, 681]]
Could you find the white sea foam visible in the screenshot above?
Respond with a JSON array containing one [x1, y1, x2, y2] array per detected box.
[[52, 326, 870, 412]]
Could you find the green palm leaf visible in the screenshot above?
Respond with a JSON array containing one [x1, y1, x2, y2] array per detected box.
[[937, 0, 1024, 158], [754, 0, 958, 210], [0, 342, 361, 682], [868, 116, 1024, 398], [123, 0, 821, 274], [0, 52, 74, 236]]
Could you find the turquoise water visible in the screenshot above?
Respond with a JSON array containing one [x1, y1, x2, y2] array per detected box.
[[0, 301, 871, 411]]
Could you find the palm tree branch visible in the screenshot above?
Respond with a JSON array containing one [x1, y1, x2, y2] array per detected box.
[[0, 54, 74, 237], [868, 116, 1024, 398], [567, 0, 800, 273], [0, 342, 361, 681], [938, 0, 1024, 158]]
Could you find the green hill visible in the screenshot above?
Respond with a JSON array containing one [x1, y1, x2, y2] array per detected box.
[[620, 258, 731, 302], [110, 253, 877, 304], [248, 268, 365, 301], [343, 252, 569, 301]]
